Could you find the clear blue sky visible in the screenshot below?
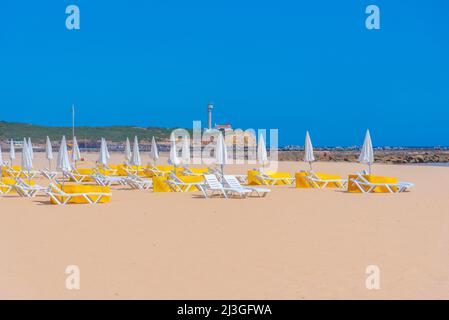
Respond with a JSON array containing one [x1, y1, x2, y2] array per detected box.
[[0, 0, 448, 146]]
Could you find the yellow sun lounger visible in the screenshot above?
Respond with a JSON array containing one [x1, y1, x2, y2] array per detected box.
[[179, 167, 210, 176], [119, 165, 152, 177], [96, 164, 118, 176], [0, 178, 16, 194], [153, 174, 204, 192], [64, 168, 96, 183], [348, 174, 414, 193], [295, 172, 347, 189], [0, 178, 36, 194], [47, 183, 111, 205], [248, 170, 294, 186], [1, 165, 21, 177], [145, 165, 182, 177], [2, 166, 39, 179]]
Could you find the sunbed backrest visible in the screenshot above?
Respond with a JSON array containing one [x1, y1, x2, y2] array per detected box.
[[224, 175, 241, 189], [204, 175, 223, 189]]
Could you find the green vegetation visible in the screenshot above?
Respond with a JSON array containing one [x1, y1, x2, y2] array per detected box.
[[0, 121, 189, 143]]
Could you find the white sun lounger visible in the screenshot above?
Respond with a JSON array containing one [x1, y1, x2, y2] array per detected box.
[[165, 173, 205, 192], [349, 174, 414, 194], [97, 165, 118, 176], [91, 173, 127, 187], [123, 166, 146, 176], [13, 178, 48, 198], [223, 175, 270, 197], [179, 167, 205, 177], [305, 172, 348, 190], [201, 174, 251, 199], [125, 175, 153, 190], [4, 167, 39, 179], [255, 173, 295, 186], [40, 168, 58, 180], [45, 183, 111, 205], [0, 181, 13, 195], [234, 174, 248, 185], [63, 169, 92, 183], [144, 166, 166, 177]]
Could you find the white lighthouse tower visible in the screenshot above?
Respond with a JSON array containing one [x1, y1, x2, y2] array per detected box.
[[207, 103, 213, 130]]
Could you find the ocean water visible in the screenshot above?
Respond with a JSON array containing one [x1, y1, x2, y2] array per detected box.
[[416, 162, 449, 167]]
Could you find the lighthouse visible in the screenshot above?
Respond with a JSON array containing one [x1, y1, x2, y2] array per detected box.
[[207, 103, 213, 130]]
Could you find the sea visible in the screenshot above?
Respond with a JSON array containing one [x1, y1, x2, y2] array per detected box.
[[415, 163, 449, 167]]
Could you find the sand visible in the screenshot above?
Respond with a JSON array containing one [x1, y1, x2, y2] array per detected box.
[[1, 152, 448, 300]]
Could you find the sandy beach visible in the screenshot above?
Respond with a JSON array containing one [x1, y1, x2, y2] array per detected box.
[[1, 152, 448, 300]]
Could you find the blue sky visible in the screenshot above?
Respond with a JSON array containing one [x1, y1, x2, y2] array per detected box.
[[0, 0, 448, 146]]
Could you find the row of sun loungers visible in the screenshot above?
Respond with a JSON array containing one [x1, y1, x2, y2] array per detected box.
[[1, 162, 414, 205]]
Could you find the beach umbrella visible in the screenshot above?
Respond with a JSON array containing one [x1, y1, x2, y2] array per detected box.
[[9, 139, 15, 165], [72, 136, 81, 167], [130, 136, 141, 173], [98, 138, 109, 166], [21, 138, 33, 183], [57, 136, 72, 173], [45, 136, 53, 170], [358, 129, 374, 174], [57, 136, 71, 189], [215, 132, 228, 180], [303, 131, 315, 171], [257, 133, 268, 172], [0, 144, 4, 166], [0, 144, 3, 166], [181, 135, 190, 165], [169, 132, 180, 172], [124, 137, 132, 163], [28, 137, 34, 160], [105, 138, 111, 159], [150, 136, 159, 166]]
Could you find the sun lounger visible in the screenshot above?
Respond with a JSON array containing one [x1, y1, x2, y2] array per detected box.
[[145, 166, 166, 177], [92, 173, 128, 187], [97, 165, 118, 176], [40, 168, 58, 180], [255, 172, 295, 186], [201, 174, 251, 199], [207, 166, 219, 174], [4, 167, 39, 179], [45, 183, 111, 205], [234, 174, 248, 185], [0, 180, 13, 195], [179, 167, 203, 176], [125, 175, 153, 190], [63, 169, 92, 183], [349, 174, 414, 193], [13, 178, 48, 198], [165, 173, 205, 192], [123, 166, 138, 175], [223, 175, 270, 197], [305, 172, 348, 190]]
